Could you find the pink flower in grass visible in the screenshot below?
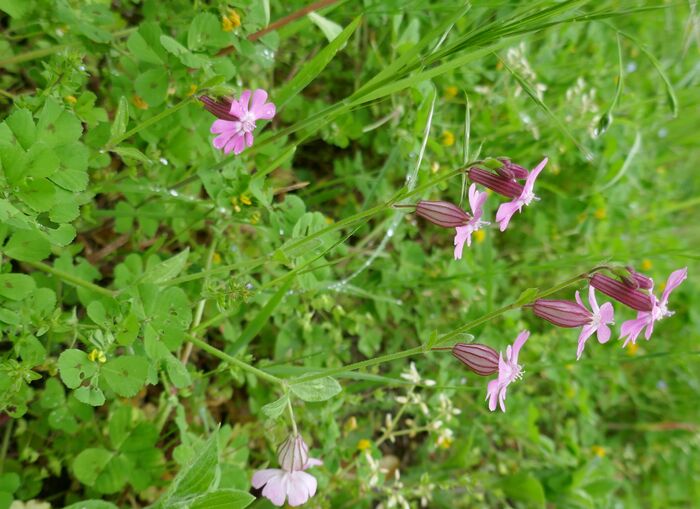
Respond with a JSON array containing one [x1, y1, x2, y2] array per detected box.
[[574, 287, 615, 360], [620, 267, 688, 347], [453, 184, 489, 259], [495, 157, 548, 231], [486, 330, 529, 412], [252, 433, 322, 507], [203, 89, 276, 155]]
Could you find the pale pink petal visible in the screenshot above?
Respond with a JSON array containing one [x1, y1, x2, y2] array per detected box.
[[496, 200, 521, 231], [510, 330, 530, 365], [574, 290, 584, 308], [211, 119, 237, 134], [498, 385, 508, 412], [249, 89, 276, 120], [620, 315, 650, 347], [304, 457, 323, 469], [468, 183, 487, 218], [661, 267, 688, 306], [486, 379, 499, 411], [643, 320, 655, 340], [522, 157, 547, 196], [245, 131, 254, 147], [453, 226, 469, 260], [231, 135, 246, 155], [238, 90, 252, 112], [599, 302, 614, 324], [229, 99, 246, 119], [213, 132, 233, 150], [223, 133, 244, 154], [252, 468, 284, 489], [287, 471, 317, 506], [596, 323, 611, 344], [588, 286, 600, 313], [577, 324, 596, 360]]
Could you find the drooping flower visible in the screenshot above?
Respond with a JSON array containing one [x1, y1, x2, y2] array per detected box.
[[252, 433, 322, 507], [619, 267, 688, 347], [486, 330, 529, 412], [495, 157, 548, 231], [201, 89, 276, 155], [532, 287, 614, 360], [454, 184, 489, 259], [590, 273, 653, 312], [496, 158, 530, 180], [452, 343, 499, 376]]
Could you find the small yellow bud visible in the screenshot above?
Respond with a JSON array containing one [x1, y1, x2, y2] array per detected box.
[[343, 416, 358, 434], [65, 95, 77, 105], [132, 95, 148, 110], [88, 348, 107, 363], [626, 342, 639, 356], [250, 211, 261, 225], [222, 9, 241, 31], [444, 86, 458, 99], [437, 436, 453, 449], [240, 194, 252, 206], [212, 252, 222, 264], [441, 130, 455, 147], [641, 259, 653, 271], [324, 216, 334, 225], [474, 229, 485, 244], [187, 84, 198, 97], [594, 207, 606, 220], [430, 161, 440, 174], [357, 439, 372, 451], [591, 445, 606, 458]]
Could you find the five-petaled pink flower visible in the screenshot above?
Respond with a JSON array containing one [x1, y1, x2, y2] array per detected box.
[[210, 89, 276, 155], [620, 267, 688, 347], [574, 287, 615, 360], [495, 157, 548, 231], [486, 330, 529, 412], [252, 433, 322, 507], [454, 184, 489, 259]]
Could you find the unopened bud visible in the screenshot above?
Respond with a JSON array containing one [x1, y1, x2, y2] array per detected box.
[[497, 158, 530, 179], [467, 167, 523, 198], [199, 95, 237, 121], [277, 434, 309, 472], [452, 343, 499, 376], [415, 200, 471, 228], [590, 273, 653, 312], [621, 266, 654, 290], [532, 299, 591, 327]]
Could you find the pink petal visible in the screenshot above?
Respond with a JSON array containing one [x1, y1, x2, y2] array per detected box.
[[523, 157, 547, 196], [498, 385, 508, 412], [661, 267, 688, 306], [223, 133, 243, 154], [304, 457, 323, 469], [486, 378, 499, 411], [620, 314, 650, 347], [588, 286, 599, 313], [453, 226, 469, 260], [599, 302, 614, 324], [496, 200, 521, 231], [252, 468, 284, 489], [261, 472, 289, 507], [574, 290, 585, 309], [287, 471, 317, 506], [229, 99, 246, 119], [245, 131, 254, 147], [596, 323, 611, 344], [249, 89, 277, 120], [211, 119, 237, 134], [232, 135, 246, 155], [510, 330, 530, 365], [644, 320, 655, 340], [213, 132, 234, 150], [577, 324, 596, 359]]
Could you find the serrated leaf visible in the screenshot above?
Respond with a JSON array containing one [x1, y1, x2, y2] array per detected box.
[[102, 356, 149, 397], [58, 349, 97, 389], [135, 68, 168, 107], [73, 448, 129, 494], [160, 35, 208, 68], [190, 489, 255, 509], [142, 249, 190, 284], [290, 376, 342, 402], [261, 394, 288, 419]]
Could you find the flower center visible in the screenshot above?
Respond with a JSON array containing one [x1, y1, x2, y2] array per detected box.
[[237, 112, 256, 133], [502, 362, 523, 383], [521, 191, 537, 206]]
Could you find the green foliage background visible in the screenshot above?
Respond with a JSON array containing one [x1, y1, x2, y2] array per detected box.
[[0, 0, 698, 508]]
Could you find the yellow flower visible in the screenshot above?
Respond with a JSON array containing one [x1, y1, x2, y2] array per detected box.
[[626, 342, 639, 356], [132, 95, 148, 110], [187, 84, 198, 97], [357, 439, 372, 451], [88, 348, 107, 363], [441, 130, 455, 147], [591, 445, 606, 458], [594, 207, 606, 220], [222, 9, 241, 31], [250, 211, 261, 225], [212, 252, 222, 264], [230, 197, 241, 213], [641, 259, 653, 271], [444, 86, 458, 99], [473, 229, 486, 244], [65, 95, 77, 105], [436, 435, 453, 449], [240, 193, 252, 206]]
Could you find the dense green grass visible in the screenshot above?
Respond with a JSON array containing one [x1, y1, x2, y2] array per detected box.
[[0, 1, 698, 508]]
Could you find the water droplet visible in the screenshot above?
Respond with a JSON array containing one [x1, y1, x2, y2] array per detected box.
[[169, 190, 179, 197], [278, 229, 284, 236], [245, 283, 254, 290], [386, 228, 395, 238], [79, 65, 86, 71], [159, 157, 169, 165], [626, 61, 637, 73], [657, 128, 668, 138]]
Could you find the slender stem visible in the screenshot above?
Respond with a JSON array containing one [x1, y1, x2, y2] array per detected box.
[[23, 261, 116, 298], [249, 0, 341, 41], [287, 397, 298, 436], [187, 335, 283, 386], [0, 418, 13, 473], [291, 270, 594, 384]]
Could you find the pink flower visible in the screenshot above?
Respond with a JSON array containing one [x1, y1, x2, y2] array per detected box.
[[620, 267, 688, 347], [454, 184, 489, 259], [252, 434, 322, 507], [574, 287, 615, 360], [486, 330, 529, 412], [207, 89, 276, 155], [452, 343, 500, 376], [495, 157, 548, 231]]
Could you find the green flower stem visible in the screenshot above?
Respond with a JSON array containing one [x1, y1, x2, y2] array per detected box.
[[186, 335, 283, 386], [291, 270, 594, 385], [106, 95, 195, 148], [23, 261, 117, 298]]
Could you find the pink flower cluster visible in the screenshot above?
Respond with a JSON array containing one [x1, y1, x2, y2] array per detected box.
[[413, 157, 547, 260]]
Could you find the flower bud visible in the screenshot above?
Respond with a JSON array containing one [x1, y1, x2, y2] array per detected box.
[[590, 273, 654, 312], [532, 299, 591, 327], [199, 95, 237, 121], [452, 343, 499, 376], [621, 266, 654, 290], [415, 200, 471, 228], [497, 158, 530, 179], [467, 168, 523, 198], [277, 434, 309, 472]]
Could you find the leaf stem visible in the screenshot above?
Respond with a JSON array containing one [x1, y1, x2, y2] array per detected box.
[[23, 261, 116, 298]]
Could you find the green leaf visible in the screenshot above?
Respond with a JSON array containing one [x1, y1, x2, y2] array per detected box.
[[111, 96, 129, 140], [116, 313, 140, 346], [501, 473, 546, 508], [261, 394, 289, 419], [188, 12, 229, 51], [49, 168, 89, 192], [102, 355, 149, 397], [3, 230, 51, 262], [5, 108, 36, 149], [135, 68, 169, 107], [75, 383, 106, 406], [165, 352, 192, 388], [127, 31, 164, 65], [162, 431, 219, 502], [0, 273, 35, 301], [515, 288, 539, 306], [58, 349, 97, 389], [160, 35, 208, 68], [110, 146, 152, 164], [16, 177, 55, 212], [0, 0, 31, 18], [290, 376, 342, 402], [190, 489, 255, 509], [73, 448, 129, 493], [308, 12, 343, 43], [64, 501, 119, 509], [142, 249, 190, 284], [274, 16, 361, 109]]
